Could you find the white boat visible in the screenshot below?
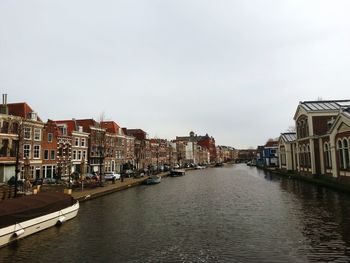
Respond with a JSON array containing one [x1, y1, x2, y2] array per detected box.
[[0, 192, 79, 248], [146, 175, 161, 185]]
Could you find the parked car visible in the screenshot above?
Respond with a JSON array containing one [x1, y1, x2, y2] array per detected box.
[[124, 170, 134, 178], [8, 176, 24, 186], [85, 173, 98, 180], [104, 173, 121, 181], [43, 178, 57, 184]]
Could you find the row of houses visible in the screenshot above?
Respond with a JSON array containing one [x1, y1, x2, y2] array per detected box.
[[259, 100, 350, 181], [0, 95, 237, 183]]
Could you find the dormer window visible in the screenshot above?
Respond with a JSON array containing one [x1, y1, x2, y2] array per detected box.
[[58, 125, 67, 135], [28, 112, 37, 121]]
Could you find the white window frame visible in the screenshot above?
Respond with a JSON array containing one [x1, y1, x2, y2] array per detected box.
[[34, 128, 41, 141], [75, 138, 79, 146], [81, 138, 86, 147], [73, 150, 77, 160], [24, 127, 31, 140], [33, 145, 40, 159], [23, 144, 31, 158]]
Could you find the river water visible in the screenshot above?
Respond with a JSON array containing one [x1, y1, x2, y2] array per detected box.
[[2, 164, 350, 262]]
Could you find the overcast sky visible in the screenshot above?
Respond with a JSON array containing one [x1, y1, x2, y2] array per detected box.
[[1, 1, 350, 148]]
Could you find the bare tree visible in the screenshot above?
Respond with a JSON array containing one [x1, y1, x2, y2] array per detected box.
[[10, 117, 25, 197], [96, 112, 107, 186]]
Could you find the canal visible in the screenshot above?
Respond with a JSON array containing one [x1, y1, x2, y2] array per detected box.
[[2, 164, 350, 262]]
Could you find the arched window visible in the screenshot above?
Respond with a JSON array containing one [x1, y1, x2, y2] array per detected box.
[[324, 143, 332, 168], [299, 146, 303, 166], [280, 147, 286, 165], [343, 139, 349, 170], [300, 120, 305, 138], [338, 140, 345, 170]]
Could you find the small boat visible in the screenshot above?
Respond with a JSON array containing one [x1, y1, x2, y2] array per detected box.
[[0, 192, 79, 248], [170, 169, 186, 177], [146, 175, 161, 185]]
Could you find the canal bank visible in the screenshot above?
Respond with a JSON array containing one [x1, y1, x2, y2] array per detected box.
[[260, 166, 350, 194], [71, 171, 171, 202]]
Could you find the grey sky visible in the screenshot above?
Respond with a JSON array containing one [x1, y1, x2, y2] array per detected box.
[[1, 1, 350, 148]]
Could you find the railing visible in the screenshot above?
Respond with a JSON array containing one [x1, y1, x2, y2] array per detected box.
[[0, 185, 16, 201]]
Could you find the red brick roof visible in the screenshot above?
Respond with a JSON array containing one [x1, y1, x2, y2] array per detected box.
[[75, 119, 97, 133], [7, 103, 42, 121], [100, 121, 122, 135], [265, 140, 278, 147], [54, 120, 76, 135], [125, 129, 147, 140]]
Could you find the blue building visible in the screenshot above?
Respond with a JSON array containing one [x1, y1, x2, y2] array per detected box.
[[262, 140, 279, 167]]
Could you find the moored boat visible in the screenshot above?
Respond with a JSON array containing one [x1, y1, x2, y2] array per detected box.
[[146, 175, 161, 185], [170, 169, 186, 177], [0, 192, 79, 248]]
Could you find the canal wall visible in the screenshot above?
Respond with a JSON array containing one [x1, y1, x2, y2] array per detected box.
[[260, 166, 350, 194]]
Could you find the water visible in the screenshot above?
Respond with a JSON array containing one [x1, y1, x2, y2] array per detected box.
[[2, 164, 350, 262]]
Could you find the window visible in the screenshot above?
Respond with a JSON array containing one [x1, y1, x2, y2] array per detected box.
[[58, 125, 67, 135], [48, 133, 53, 142], [81, 138, 86, 147], [34, 128, 41, 141], [343, 139, 349, 170], [44, 150, 49, 160], [23, 144, 31, 158], [73, 150, 77, 160], [33, 145, 40, 159], [280, 147, 286, 165], [324, 143, 332, 169], [75, 138, 79, 146], [78, 151, 81, 160], [24, 127, 31, 139], [338, 140, 345, 170], [50, 150, 55, 160], [82, 151, 86, 160]]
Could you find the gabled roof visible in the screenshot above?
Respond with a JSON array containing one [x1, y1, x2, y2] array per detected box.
[[7, 102, 42, 121], [344, 108, 350, 119], [328, 108, 350, 134], [300, 100, 350, 111], [100, 121, 122, 135], [280, 133, 296, 143]]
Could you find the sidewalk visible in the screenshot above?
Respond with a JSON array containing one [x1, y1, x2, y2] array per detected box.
[[71, 171, 170, 202]]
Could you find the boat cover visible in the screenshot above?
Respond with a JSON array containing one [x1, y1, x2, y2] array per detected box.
[[0, 192, 76, 228]]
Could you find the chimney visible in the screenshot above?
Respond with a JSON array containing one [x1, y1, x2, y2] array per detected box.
[[0, 94, 9, 114]]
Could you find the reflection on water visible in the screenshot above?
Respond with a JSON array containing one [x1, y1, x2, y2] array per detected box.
[[2, 164, 350, 262]]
